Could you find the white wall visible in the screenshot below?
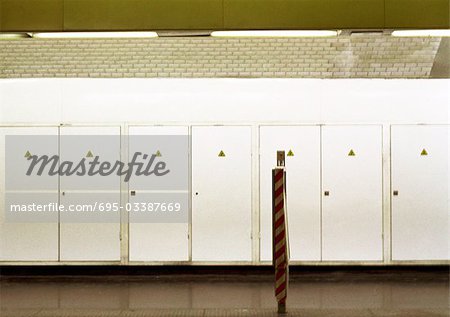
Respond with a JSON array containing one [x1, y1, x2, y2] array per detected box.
[[1, 78, 449, 124], [0, 36, 441, 79], [0, 78, 449, 266]]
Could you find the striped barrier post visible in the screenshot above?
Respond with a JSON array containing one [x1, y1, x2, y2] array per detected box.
[[273, 151, 289, 314]]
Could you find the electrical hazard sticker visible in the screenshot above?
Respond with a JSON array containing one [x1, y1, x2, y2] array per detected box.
[[348, 149, 356, 156], [420, 149, 428, 156], [86, 150, 94, 158], [24, 150, 32, 158], [155, 150, 162, 157], [218, 150, 226, 157], [287, 149, 294, 157]]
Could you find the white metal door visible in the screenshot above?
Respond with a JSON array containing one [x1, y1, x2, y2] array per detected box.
[[392, 125, 450, 260], [128, 126, 189, 262], [59, 126, 121, 261], [322, 125, 383, 261], [0, 127, 59, 261], [260, 126, 321, 261], [192, 126, 252, 262]]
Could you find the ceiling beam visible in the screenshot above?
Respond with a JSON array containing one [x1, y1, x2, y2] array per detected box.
[[1, 0, 449, 32]]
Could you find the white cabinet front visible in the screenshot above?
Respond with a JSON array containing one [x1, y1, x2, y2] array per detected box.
[[322, 125, 383, 261], [0, 127, 59, 261], [391, 125, 449, 261], [59, 126, 121, 261], [192, 126, 252, 262], [128, 126, 189, 262], [259, 126, 321, 261]]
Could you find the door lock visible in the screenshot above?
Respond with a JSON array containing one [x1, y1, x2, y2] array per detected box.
[[393, 190, 399, 196], [324, 191, 330, 196]]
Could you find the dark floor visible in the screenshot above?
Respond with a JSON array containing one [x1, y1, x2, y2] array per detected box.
[[0, 267, 449, 317]]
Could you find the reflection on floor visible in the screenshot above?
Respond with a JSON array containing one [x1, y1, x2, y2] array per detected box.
[[0, 269, 448, 317]]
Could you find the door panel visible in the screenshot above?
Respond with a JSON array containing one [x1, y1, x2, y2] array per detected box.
[[59, 127, 121, 261], [322, 125, 383, 261], [392, 125, 449, 260], [192, 126, 252, 261], [0, 127, 59, 261], [259, 126, 321, 261], [128, 126, 189, 262]]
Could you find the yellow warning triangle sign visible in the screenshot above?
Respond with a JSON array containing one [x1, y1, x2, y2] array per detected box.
[[287, 149, 294, 157], [155, 150, 162, 157], [24, 150, 32, 158], [348, 149, 356, 156], [218, 150, 226, 157], [86, 150, 94, 158], [420, 149, 428, 156]]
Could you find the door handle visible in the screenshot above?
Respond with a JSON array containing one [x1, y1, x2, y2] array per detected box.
[[324, 191, 330, 196], [393, 190, 399, 196], [62, 191, 65, 196], [130, 190, 136, 196]]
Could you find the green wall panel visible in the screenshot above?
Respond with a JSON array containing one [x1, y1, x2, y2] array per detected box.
[[385, 0, 449, 28], [223, 0, 384, 29], [1, 0, 448, 32], [0, 0, 3, 31], [1, 0, 63, 31], [64, 0, 223, 30]]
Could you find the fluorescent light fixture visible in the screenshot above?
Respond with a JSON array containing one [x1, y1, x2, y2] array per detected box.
[[211, 30, 339, 37], [392, 29, 450, 37], [157, 31, 212, 37], [32, 32, 158, 39], [0, 33, 30, 39]]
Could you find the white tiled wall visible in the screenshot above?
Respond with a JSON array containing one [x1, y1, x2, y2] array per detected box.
[[0, 36, 442, 79]]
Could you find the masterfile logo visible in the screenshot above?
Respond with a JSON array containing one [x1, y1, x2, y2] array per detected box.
[[6, 135, 188, 190], [26, 151, 170, 182], [4, 134, 189, 224]]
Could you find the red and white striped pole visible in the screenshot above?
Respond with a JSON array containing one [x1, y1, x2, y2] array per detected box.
[[273, 151, 289, 314]]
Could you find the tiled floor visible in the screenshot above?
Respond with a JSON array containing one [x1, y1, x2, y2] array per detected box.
[[1, 270, 448, 317]]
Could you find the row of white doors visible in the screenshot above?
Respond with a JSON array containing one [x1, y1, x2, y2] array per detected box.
[[129, 126, 252, 262], [0, 126, 121, 261], [1, 125, 448, 262], [260, 125, 383, 261], [261, 125, 449, 262]]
